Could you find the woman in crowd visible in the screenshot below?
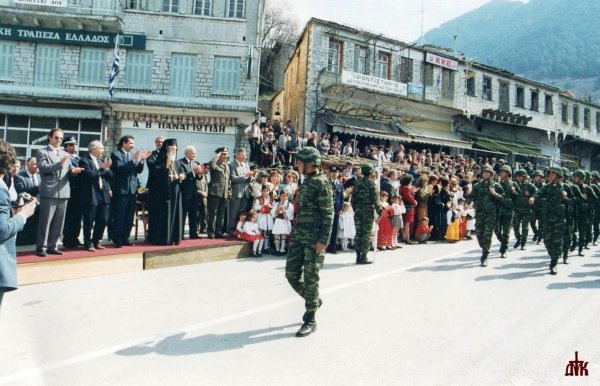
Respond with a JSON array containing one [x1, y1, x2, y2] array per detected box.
[[377, 191, 394, 250], [400, 175, 416, 244], [414, 175, 430, 226]]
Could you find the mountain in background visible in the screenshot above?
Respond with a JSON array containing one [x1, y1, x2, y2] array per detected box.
[[422, 0, 600, 101]]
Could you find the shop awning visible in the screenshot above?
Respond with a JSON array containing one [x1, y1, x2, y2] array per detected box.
[[320, 113, 472, 150], [0, 104, 102, 119], [462, 132, 545, 158]]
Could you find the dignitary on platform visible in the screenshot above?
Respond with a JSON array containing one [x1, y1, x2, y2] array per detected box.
[[228, 148, 253, 236], [35, 129, 83, 257], [62, 136, 84, 248], [206, 147, 231, 239], [14, 157, 40, 246], [147, 139, 184, 245], [177, 145, 204, 240], [79, 140, 113, 252]]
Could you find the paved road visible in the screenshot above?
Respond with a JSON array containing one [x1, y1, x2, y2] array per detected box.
[[1, 240, 599, 385]]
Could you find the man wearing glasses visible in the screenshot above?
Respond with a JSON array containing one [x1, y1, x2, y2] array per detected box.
[[35, 128, 83, 257]]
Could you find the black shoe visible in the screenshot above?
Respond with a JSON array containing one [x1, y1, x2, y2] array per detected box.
[[520, 245, 525, 250], [356, 251, 362, 264], [584, 245, 590, 250], [536, 238, 542, 245], [122, 242, 135, 247], [36, 249, 47, 257], [563, 257, 569, 264], [113, 242, 122, 248], [550, 266, 557, 275], [207, 234, 215, 239], [357, 253, 373, 264], [500, 253, 506, 259], [532, 234, 538, 242], [570, 242, 576, 252], [513, 241, 520, 249], [578, 249, 585, 257], [190, 235, 200, 239], [296, 321, 317, 337], [47, 249, 64, 255], [215, 234, 225, 239], [480, 259, 488, 267], [303, 299, 323, 323], [327, 249, 338, 254]]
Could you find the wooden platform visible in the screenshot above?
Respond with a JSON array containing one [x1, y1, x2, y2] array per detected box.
[[17, 238, 251, 286]]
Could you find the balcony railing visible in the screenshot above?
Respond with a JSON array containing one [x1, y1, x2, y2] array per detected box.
[[0, 0, 123, 18]]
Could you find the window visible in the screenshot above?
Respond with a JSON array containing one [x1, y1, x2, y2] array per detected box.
[[544, 94, 553, 115], [353, 46, 368, 74], [228, 0, 245, 18], [194, 0, 211, 15], [400, 57, 413, 83], [584, 108, 590, 129], [515, 86, 524, 108], [465, 71, 475, 97], [441, 69, 454, 100], [213, 56, 240, 95], [129, 0, 146, 10], [34, 45, 61, 87], [125, 51, 153, 89], [562, 102, 568, 123], [327, 39, 343, 74], [530, 90, 539, 112], [482, 76, 492, 101], [424, 63, 434, 86], [170, 54, 196, 97], [573, 105, 579, 126], [596, 112, 600, 131], [162, 0, 178, 13], [0, 42, 14, 79], [78, 48, 106, 85], [376, 52, 390, 80]]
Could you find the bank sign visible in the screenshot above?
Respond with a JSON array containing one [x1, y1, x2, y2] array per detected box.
[[341, 71, 407, 97], [121, 120, 236, 135], [0, 24, 146, 49]]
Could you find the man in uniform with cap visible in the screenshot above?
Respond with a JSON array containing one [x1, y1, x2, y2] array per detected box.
[[513, 169, 537, 250], [62, 136, 84, 248], [530, 170, 545, 244], [207, 147, 231, 239], [196, 162, 210, 234], [465, 164, 504, 267], [285, 147, 333, 337], [326, 165, 344, 254], [530, 167, 566, 274], [495, 165, 519, 258], [351, 163, 382, 265]]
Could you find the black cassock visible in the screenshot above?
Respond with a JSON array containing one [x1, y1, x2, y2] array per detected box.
[[147, 160, 183, 245]]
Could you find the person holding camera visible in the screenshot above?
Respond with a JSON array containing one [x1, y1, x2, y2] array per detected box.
[[0, 140, 37, 311]]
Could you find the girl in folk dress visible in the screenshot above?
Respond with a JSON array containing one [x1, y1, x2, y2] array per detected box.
[[240, 211, 265, 257], [254, 184, 274, 253], [390, 195, 406, 249], [464, 202, 476, 240], [377, 191, 394, 250], [445, 201, 460, 243], [270, 189, 294, 256], [456, 198, 468, 239], [338, 202, 356, 251], [234, 210, 247, 239]]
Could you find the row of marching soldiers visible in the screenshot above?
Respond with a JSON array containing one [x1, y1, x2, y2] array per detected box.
[[467, 164, 600, 275]]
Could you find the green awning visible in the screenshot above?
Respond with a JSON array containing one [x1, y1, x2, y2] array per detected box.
[[462, 132, 544, 158]]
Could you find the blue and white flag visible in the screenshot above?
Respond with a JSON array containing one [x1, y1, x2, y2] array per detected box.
[[109, 34, 120, 98]]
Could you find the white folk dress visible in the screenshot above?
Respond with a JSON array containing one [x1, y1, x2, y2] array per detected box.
[[271, 200, 294, 235]]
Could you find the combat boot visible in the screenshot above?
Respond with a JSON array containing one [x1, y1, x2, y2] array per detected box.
[[520, 240, 526, 250], [296, 312, 317, 337], [563, 250, 569, 265], [480, 252, 488, 267], [355, 251, 362, 264], [536, 237, 542, 245], [532, 234, 538, 242], [303, 299, 323, 323], [570, 240, 577, 252], [357, 253, 373, 265], [578, 247, 585, 257], [513, 240, 521, 249], [550, 258, 558, 275]]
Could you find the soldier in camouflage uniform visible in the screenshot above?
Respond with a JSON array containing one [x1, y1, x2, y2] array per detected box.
[[560, 167, 576, 264], [572, 169, 596, 256], [285, 147, 334, 337], [512, 169, 537, 250], [494, 165, 519, 258], [531, 167, 566, 275], [590, 171, 600, 245], [530, 170, 545, 244], [465, 164, 504, 267], [351, 163, 382, 265], [584, 171, 598, 249]]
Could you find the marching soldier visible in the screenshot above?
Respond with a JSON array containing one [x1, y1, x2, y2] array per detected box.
[[530, 170, 545, 244], [351, 163, 382, 265], [530, 167, 566, 275], [572, 170, 595, 256], [585, 171, 598, 249], [465, 164, 504, 267], [561, 167, 575, 264], [285, 147, 334, 337], [495, 165, 518, 258], [590, 171, 600, 245], [513, 169, 536, 250]]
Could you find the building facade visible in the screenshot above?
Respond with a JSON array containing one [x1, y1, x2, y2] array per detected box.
[[0, 0, 264, 180]]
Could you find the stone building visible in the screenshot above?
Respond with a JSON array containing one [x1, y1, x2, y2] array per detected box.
[[0, 0, 264, 180]]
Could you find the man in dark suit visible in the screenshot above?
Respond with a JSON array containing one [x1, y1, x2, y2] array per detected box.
[[228, 148, 253, 235], [14, 157, 41, 246], [79, 140, 113, 251], [145, 136, 165, 189], [177, 145, 204, 239], [35, 128, 83, 257], [207, 147, 231, 239], [110, 135, 151, 248], [62, 136, 84, 248], [327, 165, 345, 254]]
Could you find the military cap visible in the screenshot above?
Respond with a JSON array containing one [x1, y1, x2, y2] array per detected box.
[[561, 167, 570, 178], [591, 171, 600, 179], [63, 136, 77, 145], [500, 165, 512, 175], [329, 165, 340, 172], [585, 170, 591, 179], [361, 163, 375, 174], [548, 167, 563, 177], [514, 169, 527, 177], [481, 164, 494, 173], [533, 170, 544, 178], [215, 146, 228, 153], [574, 169, 586, 179], [296, 147, 321, 165]]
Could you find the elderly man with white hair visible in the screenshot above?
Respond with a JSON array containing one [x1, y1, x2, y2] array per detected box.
[[228, 148, 253, 235], [177, 146, 204, 239]]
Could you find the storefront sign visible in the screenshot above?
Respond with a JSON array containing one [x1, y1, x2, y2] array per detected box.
[[341, 70, 407, 97], [121, 120, 236, 135], [408, 83, 423, 96], [425, 52, 458, 71], [15, 0, 67, 6], [0, 24, 146, 49]]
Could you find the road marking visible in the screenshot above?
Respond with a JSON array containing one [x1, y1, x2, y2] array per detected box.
[[0, 246, 480, 385]]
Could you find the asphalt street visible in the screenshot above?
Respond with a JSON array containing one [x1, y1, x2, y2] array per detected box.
[[1, 239, 599, 385]]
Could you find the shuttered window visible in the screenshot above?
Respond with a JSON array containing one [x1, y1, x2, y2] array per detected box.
[[194, 0, 211, 15], [213, 56, 240, 95], [228, 0, 245, 18], [170, 54, 196, 97], [34, 45, 61, 87], [125, 51, 153, 89], [0, 42, 14, 79], [79, 48, 106, 85]]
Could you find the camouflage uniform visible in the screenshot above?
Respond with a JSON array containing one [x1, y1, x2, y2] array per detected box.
[[561, 168, 575, 263], [591, 171, 600, 244], [512, 169, 537, 249], [585, 171, 598, 248], [351, 163, 382, 264], [494, 165, 519, 257], [465, 164, 504, 266], [285, 147, 334, 337], [533, 167, 566, 274], [530, 170, 545, 243], [572, 170, 596, 255]]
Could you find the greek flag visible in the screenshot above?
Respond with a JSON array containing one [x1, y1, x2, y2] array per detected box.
[[109, 34, 120, 98]]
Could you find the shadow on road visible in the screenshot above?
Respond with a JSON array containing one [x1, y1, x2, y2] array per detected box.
[[475, 269, 547, 281], [547, 280, 600, 290], [115, 324, 299, 357], [569, 270, 600, 278], [492, 261, 548, 270]]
